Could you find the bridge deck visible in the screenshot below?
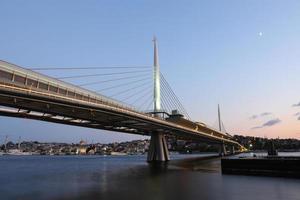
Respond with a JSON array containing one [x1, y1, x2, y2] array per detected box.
[[0, 60, 244, 149]]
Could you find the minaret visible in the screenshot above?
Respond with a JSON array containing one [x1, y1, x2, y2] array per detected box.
[[218, 104, 222, 132], [153, 36, 161, 112]]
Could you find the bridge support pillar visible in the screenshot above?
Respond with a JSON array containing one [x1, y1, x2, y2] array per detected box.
[[230, 146, 235, 155], [147, 132, 169, 162], [219, 142, 227, 157]]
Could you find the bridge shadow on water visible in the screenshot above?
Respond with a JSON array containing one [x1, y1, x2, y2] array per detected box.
[[147, 155, 221, 175]]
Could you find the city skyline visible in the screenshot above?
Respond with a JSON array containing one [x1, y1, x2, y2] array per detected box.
[[0, 0, 300, 142]]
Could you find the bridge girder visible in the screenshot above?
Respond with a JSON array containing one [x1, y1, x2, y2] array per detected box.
[[0, 81, 244, 150]]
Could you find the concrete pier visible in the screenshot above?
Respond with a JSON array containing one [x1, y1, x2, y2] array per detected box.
[[230, 146, 235, 155], [147, 132, 170, 162], [219, 143, 227, 156]]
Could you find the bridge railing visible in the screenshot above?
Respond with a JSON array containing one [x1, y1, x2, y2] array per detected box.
[[0, 61, 144, 114]]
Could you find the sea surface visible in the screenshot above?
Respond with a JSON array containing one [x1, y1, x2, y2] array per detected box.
[[1, 153, 300, 200]]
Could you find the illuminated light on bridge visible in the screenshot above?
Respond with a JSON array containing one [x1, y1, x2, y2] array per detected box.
[[0, 38, 246, 162]]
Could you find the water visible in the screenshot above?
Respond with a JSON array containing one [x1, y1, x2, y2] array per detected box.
[[1, 153, 300, 200]]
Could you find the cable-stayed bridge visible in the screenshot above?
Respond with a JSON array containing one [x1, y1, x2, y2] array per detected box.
[[0, 38, 246, 162]]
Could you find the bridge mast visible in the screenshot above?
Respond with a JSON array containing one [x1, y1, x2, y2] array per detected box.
[[218, 104, 226, 156], [147, 37, 169, 162], [153, 36, 161, 112], [217, 105, 235, 156], [218, 104, 221, 132]]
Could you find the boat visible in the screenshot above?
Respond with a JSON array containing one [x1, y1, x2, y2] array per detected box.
[[110, 152, 127, 156]]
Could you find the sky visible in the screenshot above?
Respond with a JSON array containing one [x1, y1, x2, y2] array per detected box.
[[0, 0, 300, 143]]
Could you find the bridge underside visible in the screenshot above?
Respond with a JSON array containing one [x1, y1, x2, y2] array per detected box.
[[0, 89, 234, 145], [0, 84, 244, 162], [0, 92, 155, 136]]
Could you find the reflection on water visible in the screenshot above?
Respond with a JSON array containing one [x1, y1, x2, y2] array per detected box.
[[0, 153, 300, 200]]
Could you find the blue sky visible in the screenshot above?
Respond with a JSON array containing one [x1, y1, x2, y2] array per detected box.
[[0, 0, 300, 143]]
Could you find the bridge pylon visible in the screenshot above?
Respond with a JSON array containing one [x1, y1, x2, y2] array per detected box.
[[147, 132, 170, 162], [229, 145, 235, 155], [219, 142, 227, 157], [147, 37, 170, 162], [153, 36, 161, 112]]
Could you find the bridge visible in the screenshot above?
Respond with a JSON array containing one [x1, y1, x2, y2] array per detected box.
[[0, 38, 246, 162]]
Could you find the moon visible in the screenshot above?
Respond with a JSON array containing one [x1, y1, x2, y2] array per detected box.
[[258, 32, 263, 37]]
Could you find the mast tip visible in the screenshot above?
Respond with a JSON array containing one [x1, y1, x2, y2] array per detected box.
[[153, 35, 157, 42]]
